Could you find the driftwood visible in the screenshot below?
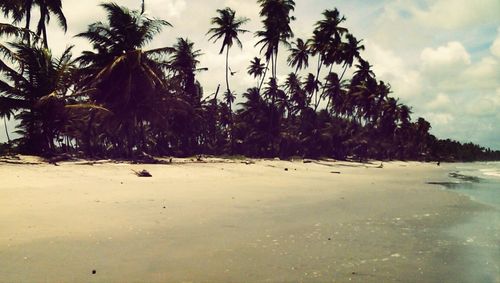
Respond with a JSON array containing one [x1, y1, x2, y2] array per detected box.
[[132, 169, 152, 177]]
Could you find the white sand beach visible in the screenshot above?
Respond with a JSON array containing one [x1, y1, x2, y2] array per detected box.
[[0, 158, 486, 282]]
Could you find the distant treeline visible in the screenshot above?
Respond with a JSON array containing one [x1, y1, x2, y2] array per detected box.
[[0, 1, 498, 162]]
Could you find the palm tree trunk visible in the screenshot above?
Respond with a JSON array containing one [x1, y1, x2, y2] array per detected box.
[[225, 47, 231, 110], [225, 47, 234, 154], [258, 59, 270, 91], [339, 63, 348, 81], [314, 55, 323, 109], [274, 49, 279, 79], [24, 0, 32, 44], [42, 25, 48, 48], [3, 117, 10, 143], [141, 0, 145, 14], [315, 64, 335, 111]]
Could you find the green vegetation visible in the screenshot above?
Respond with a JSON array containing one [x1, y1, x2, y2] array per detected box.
[[1, 1, 499, 161]]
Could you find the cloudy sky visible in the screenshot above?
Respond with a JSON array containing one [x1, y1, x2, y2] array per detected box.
[[2, 0, 499, 149]]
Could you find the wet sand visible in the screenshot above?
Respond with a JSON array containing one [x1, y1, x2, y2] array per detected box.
[[0, 158, 485, 282]]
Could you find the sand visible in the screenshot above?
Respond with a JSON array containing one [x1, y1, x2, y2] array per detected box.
[[0, 158, 486, 282]]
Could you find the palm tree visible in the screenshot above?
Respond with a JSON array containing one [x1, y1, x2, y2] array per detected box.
[[351, 58, 375, 87], [207, 7, 249, 114], [309, 8, 347, 106], [0, 42, 75, 153], [255, 0, 295, 82], [35, 0, 67, 48], [323, 72, 342, 112], [76, 2, 172, 156], [169, 37, 206, 104], [287, 38, 309, 74], [339, 33, 364, 80], [247, 57, 266, 84], [303, 73, 319, 107], [0, 102, 15, 143], [283, 72, 306, 113], [1, 0, 67, 47]]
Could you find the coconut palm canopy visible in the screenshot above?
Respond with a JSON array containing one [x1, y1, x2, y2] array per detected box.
[[0, 0, 498, 161]]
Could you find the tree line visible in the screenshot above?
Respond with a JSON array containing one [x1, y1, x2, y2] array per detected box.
[[0, 0, 498, 162]]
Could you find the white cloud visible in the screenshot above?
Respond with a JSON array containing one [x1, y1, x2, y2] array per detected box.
[[426, 93, 451, 110], [421, 41, 471, 70], [424, 112, 455, 126], [465, 88, 500, 117], [363, 42, 421, 99], [148, 0, 186, 18], [413, 0, 500, 29]]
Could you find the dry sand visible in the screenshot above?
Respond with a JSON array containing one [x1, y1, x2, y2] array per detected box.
[[0, 158, 485, 282]]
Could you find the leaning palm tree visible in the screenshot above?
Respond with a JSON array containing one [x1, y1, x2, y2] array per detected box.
[[207, 7, 249, 114], [339, 33, 364, 80], [309, 9, 347, 73]]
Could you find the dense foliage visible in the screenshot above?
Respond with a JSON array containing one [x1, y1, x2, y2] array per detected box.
[[1, 1, 498, 161]]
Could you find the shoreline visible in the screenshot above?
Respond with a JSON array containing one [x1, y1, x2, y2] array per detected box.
[[0, 159, 488, 282]]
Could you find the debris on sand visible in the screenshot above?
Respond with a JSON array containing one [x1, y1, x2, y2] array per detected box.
[[132, 169, 152, 177], [242, 160, 255, 165], [92, 270, 96, 274], [330, 171, 341, 174], [284, 168, 289, 171], [303, 159, 313, 163]]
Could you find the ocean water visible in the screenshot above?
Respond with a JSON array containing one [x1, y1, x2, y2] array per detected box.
[[444, 162, 500, 282]]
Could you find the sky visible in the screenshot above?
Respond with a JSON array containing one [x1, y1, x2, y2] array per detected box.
[[1, 0, 499, 149]]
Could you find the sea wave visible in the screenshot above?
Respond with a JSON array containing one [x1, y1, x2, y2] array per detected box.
[[479, 168, 500, 178]]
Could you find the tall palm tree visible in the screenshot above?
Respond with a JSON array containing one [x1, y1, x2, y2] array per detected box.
[[287, 38, 309, 74], [309, 8, 347, 107], [207, 7, 249, 115], [255, 0, 295, 82]]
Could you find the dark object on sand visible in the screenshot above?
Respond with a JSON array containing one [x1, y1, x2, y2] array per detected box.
[[46, 153, 74, 166], [330, 171, 341, 174], [303, 159, 313, 163], [284, 168, 289, 171], [376, 162, 383, 168], [437, 161, 441, 166], [132, 169, 152, 177], [92, 270, 96, 274]]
